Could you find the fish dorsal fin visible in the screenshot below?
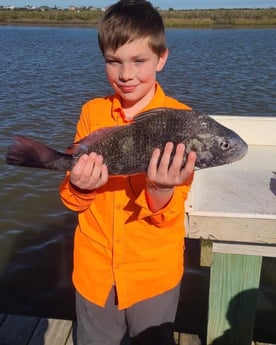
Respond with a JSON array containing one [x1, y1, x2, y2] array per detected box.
[[65, 126, 123, 155], [134, 108, 167, 123]]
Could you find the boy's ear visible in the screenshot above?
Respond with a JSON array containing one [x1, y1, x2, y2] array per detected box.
[[156, 48, 169, 72]]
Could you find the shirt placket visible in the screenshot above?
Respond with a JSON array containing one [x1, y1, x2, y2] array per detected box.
[[112, 191, 128, 307]]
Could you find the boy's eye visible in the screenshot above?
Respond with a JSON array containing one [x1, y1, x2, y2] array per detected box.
[[134, 59, 146, 64], [105, 58, 146, 65], [105, 59, 120, 65]]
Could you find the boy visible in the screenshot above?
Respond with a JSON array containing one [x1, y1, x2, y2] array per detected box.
[[60, 1, 196, 344]]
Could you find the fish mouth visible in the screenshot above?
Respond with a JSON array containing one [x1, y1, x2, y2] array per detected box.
[[224, 141, 248, 165], [235, 137, 248, 159]]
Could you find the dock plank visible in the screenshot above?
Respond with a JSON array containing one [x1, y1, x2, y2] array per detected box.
[[65, 327, 75, 345], [29, 318, 73, 345], [0, 314, 39, 345], [44, 319, 73, 345]]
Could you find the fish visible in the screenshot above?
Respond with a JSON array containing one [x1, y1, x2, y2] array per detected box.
[[5, 108, 248, 174]]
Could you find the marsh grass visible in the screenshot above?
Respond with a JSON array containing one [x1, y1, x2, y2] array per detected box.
[[0, 8, 275, 27]]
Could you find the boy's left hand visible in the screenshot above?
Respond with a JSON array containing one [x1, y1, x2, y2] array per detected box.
[[147, 142, 196, 189]]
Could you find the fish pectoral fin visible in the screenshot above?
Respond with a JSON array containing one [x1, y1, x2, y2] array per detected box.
[[65, 126, 123, 155]]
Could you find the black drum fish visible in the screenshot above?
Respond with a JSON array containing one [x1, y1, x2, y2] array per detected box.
[[6, 108, 248, 174]]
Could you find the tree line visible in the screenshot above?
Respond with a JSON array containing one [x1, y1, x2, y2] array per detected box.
[[0, 8, 275, 27]]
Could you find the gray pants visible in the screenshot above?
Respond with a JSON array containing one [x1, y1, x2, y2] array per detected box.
[[76, 283, 180, 345]]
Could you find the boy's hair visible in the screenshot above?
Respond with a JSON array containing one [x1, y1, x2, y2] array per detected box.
[[98, 0, 167, 56]]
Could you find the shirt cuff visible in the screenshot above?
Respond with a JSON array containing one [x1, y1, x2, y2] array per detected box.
[[135, 187, 184, 227]]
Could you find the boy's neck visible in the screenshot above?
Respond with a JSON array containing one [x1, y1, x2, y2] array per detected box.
[[122, 104, 143, 120], [121, 84, 156, 120]]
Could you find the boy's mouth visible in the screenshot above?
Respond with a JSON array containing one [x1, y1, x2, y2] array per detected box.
[[118, 84, 137, 93]]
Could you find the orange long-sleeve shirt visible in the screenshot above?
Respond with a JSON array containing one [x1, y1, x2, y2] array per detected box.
[[59, 83, 193, 310]]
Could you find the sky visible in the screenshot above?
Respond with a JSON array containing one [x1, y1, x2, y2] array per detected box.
[[3, 0, 276, 9]]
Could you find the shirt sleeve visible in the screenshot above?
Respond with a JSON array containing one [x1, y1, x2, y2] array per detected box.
[[59, 174, 98, 212]]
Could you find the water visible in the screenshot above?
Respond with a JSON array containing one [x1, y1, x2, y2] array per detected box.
[[0, 26, 275, 341]]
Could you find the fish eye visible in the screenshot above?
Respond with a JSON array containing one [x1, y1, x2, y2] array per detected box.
[[220, 140, 230, 150]]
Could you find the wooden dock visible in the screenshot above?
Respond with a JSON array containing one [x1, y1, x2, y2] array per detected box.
[[0, 313, 202, 345], [0, 314, 75, 345], [0, 313, 274, 345], [185, 116, 276, 345]]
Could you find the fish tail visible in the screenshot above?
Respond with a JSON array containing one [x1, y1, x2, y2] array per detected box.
[[6, 135, 72, 171]]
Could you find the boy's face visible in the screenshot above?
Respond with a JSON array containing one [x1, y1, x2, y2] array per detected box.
[[104, 37, 168, 111]]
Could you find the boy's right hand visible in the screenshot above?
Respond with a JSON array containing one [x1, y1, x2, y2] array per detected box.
[[69, 152, 108, 191]]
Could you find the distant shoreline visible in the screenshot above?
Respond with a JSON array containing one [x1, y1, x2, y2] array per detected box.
[[0, 8, 275, 27]]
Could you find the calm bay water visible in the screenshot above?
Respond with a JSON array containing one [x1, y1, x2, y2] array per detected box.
[[0, 26, 275, 341]]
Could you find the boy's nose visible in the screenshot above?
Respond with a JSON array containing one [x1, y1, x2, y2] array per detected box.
[[119, 64, 133, 81]]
